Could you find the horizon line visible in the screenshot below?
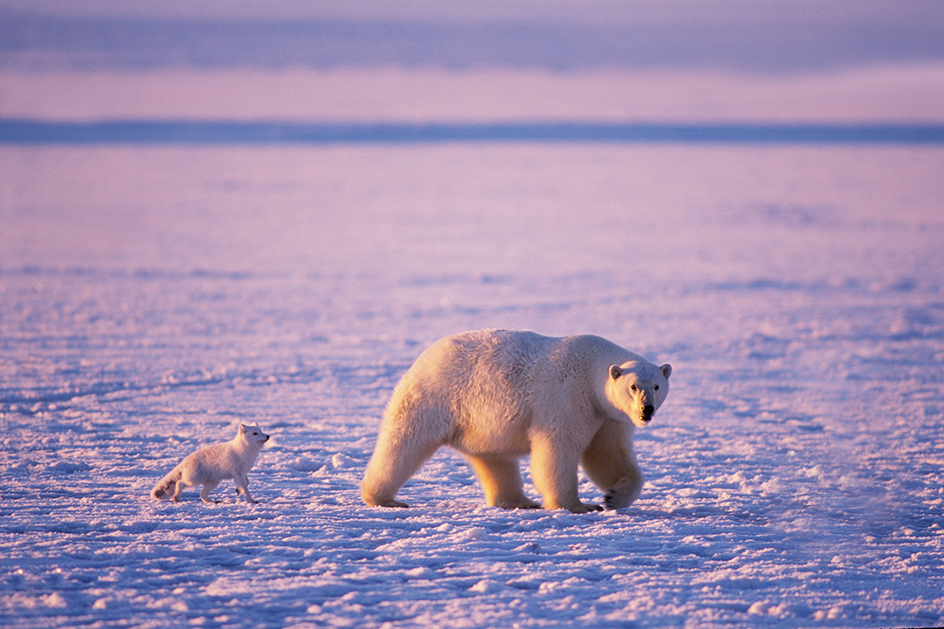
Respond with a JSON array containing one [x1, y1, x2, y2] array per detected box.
[[2, 119, 943, 145]]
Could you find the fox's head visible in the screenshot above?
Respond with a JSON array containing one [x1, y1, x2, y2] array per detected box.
[[238, 423, 270, 447]]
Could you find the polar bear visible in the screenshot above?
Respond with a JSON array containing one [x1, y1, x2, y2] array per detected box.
[[361, 329, 671, 513]]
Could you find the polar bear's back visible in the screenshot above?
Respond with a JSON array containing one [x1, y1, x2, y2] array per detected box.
[[399, 328, 632, 393], [387, 329, 550, 428], [380, 331, 549, 451], [383, 330, 632, 441], [406, 329, 556, 392]]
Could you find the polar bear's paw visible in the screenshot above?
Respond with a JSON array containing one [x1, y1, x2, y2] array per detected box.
[[495, 497, 541, 510], [375, 499, 409, 508], [603, 491, 624, 510], [569, 502, 604, 514], [603, 480, 641, 510]]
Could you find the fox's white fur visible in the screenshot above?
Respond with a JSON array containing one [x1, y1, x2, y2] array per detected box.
[[150, 423, 269, 504]]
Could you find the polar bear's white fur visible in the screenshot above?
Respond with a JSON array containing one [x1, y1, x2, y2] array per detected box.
[[361, 329, 671, 513]]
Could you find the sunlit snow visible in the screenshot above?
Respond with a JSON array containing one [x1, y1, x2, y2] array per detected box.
[[2, 143, 943, 627]]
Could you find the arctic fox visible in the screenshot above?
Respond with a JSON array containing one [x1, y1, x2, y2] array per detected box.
[[150, 424, 269, 504]]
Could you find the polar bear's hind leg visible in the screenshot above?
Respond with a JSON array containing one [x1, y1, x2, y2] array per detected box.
[[361, 394, 451, 508], [466, 454, 540, 509], [362, 435, 442, 508]]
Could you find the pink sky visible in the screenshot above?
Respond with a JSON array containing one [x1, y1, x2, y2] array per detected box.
[[2, 1, 942, 123], [3, 64, 943, 123]]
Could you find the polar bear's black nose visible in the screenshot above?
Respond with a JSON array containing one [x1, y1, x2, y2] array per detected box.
[[643, 405, 654, 417]]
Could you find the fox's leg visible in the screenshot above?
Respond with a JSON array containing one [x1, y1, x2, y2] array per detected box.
[[199, 479, 221, 504], [172, 480, 188, 502], [234, 474, 258, 503]]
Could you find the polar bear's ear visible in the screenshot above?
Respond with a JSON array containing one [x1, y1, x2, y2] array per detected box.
[[609, 365, 622, 380], [660, 364, 672, 380]]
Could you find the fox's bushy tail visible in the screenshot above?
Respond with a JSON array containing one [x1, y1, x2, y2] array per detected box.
[[150, 465, 183, 500]]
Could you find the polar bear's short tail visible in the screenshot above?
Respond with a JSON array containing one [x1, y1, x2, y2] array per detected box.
[[150, 466, 183, 500]]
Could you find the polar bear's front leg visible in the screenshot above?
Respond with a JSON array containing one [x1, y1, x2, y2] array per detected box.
[[601, 474, 643, 510], [581, 420, 643, 510], [466, 455, 540, 509], [530, 434, 603, 513]]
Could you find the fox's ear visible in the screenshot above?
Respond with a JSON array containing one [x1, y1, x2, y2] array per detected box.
[[238, 424, 247, 432]]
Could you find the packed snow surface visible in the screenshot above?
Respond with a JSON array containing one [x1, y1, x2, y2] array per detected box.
[[1, 144, 943, 628]]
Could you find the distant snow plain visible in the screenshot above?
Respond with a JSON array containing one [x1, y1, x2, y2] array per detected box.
[[2, 136, 943, 628]]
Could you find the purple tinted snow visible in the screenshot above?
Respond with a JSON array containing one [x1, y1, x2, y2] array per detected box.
[[1, 143, 943, 627]]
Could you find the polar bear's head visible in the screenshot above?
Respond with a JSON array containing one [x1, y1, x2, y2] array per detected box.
[[605, 361, 672, 428]]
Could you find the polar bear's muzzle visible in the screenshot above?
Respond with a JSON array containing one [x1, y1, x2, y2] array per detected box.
[[639, 404, 655, 423]]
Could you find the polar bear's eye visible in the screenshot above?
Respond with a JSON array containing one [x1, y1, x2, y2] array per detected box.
[[654, 385, 660, 391]]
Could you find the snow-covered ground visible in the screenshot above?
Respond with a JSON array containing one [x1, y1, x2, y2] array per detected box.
[[2, 142, 943, 628]]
